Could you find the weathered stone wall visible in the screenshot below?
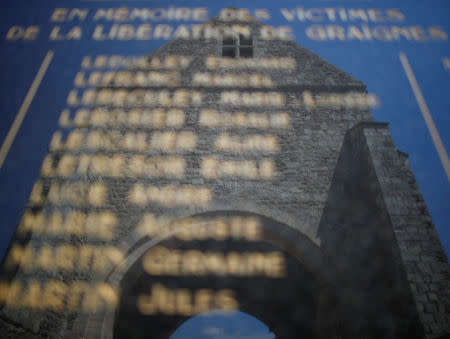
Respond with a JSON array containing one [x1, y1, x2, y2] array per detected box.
[[361, 123, 450, 338], [318, 122, 450, 338]]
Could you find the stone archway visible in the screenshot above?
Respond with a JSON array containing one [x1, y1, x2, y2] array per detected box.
[[97, 211, 346, 339]]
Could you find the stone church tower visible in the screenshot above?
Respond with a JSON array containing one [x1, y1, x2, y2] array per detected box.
[[0, 8, 449, 339]]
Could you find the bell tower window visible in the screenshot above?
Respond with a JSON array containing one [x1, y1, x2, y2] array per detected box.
[[222, 34, 253, 58]]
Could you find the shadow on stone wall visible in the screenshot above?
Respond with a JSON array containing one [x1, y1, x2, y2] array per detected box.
[[317, 122, 425, 339]]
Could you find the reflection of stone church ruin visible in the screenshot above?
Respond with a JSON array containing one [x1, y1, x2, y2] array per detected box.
[[1, 8, 449, 339]]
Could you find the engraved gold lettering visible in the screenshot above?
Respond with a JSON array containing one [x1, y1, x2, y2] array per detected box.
[[143, 247, 285, 278], [138, 284, 237, 316]]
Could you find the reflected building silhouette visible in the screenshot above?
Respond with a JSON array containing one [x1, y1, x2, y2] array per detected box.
[[0, 8, 449, 339]]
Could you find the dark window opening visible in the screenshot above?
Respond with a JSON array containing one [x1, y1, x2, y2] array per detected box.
[[239, 47, 253, 58], [239, 34, 252, 46], [222, 34, 253, 58], [223, 37, 236, 45], [222, 47, 236, 58]]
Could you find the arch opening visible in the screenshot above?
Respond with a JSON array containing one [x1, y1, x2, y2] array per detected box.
[[170, 310, 275, 339], [111, 211, 341, 339]]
